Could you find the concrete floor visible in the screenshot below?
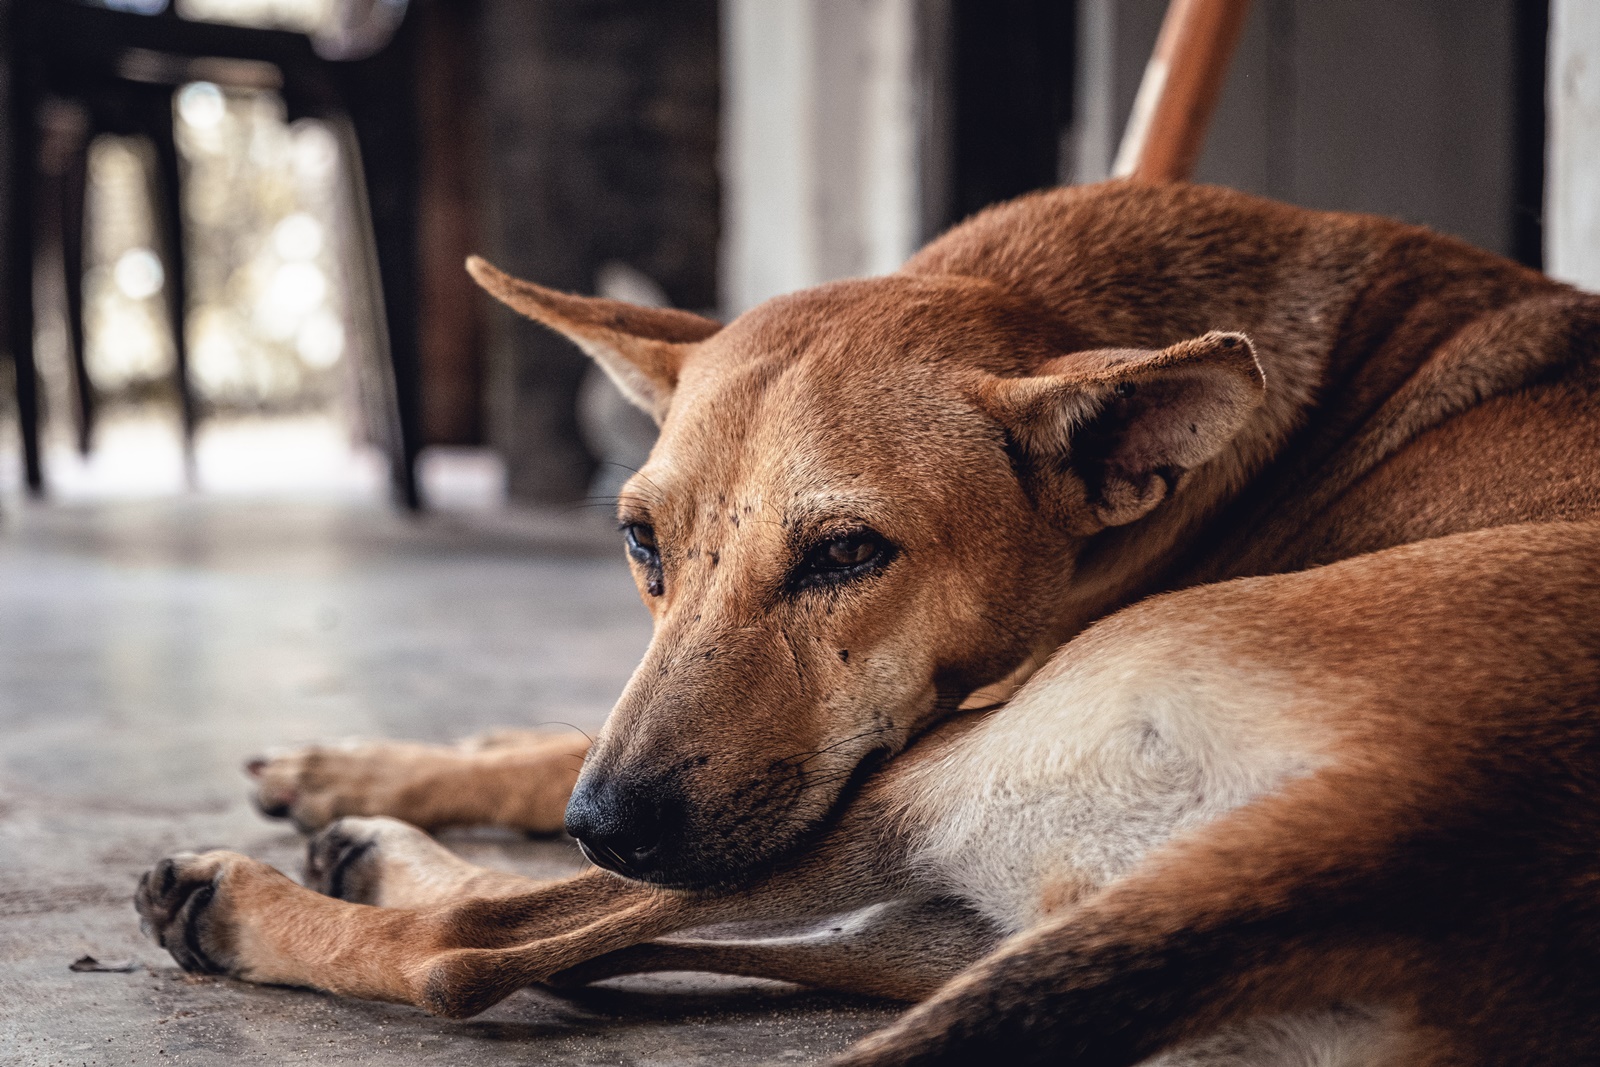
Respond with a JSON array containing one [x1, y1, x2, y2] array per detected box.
[[0, 498, 895, 1066]]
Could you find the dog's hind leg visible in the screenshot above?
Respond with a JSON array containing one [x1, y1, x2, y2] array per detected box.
[[247, 730, 590, 833], [548, 898, 1000, 1001]]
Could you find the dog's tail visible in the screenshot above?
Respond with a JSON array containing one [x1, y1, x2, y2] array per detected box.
[[829, 722, 1600, 1067]]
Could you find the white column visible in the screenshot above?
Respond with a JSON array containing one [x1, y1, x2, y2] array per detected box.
[[1547, 0, 1600, 291], [720, 0, 929, 315]]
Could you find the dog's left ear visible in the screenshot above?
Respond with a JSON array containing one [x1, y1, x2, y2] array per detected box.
[[466, 256, 722, 423], [972, 331, 1265, 533]]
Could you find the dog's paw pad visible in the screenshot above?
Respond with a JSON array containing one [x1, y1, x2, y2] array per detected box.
[[305, 816, 476, 909], [134, 852, 241, 975], [305, 816, 444, 904], [305, 819, 383, 902]]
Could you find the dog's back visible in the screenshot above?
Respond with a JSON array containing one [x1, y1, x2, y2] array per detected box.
[[911, 182, 1600, 585]]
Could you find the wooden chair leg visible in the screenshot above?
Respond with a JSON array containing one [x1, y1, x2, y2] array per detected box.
[[352, 125, 423, 512], [61, 130, 93, 457], [6, 73, 44, 495], [335, 28, 425, 511], [1113, 0, 1254, 183], [147, 96, 198, 479]]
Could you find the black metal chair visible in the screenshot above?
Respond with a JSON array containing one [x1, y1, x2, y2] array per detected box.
[[4, 0, 425, 506]]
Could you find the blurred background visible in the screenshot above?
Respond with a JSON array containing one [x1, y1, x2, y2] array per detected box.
[[1, 0, 1595, 515]]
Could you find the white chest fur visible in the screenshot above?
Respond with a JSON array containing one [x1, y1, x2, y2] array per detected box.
[[899, 634, 1320, 931], [888, 630, 1390, 1065]]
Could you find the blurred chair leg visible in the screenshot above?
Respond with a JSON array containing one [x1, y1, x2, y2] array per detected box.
[[361, 166, 423, 511], [322, 114, 421, 511], [6, 75, 44, 496], [324, 10, 426, 511], [148, 96, 198, 482], [342, 108, 423, 509], [61, 129, 93, 456]]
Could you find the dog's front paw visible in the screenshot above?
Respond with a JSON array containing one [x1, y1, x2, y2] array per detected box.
[[245, 741, 442, 832], [135, 851, 253, 975], [306, 816, 480, 909], [305, 817, 383, 903]]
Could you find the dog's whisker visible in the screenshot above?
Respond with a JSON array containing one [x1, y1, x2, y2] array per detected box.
[[531, 721, 597, 747]]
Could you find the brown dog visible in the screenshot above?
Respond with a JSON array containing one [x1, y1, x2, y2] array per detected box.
[[138, 180, 1600, 1064]]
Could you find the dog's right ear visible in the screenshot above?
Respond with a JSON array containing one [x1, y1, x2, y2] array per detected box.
[[466, 256, 722, 423], [971, 331, 1265, 534]]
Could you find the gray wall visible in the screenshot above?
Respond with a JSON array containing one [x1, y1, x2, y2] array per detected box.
[[1075, 0, 1521, 258], [477, 0, 720, 504]]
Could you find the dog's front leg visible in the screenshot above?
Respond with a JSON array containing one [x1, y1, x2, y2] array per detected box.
[[134, 851, 670, 1014], [399, 770, 935, 1014], [247, 730, 590, 833], [301, 815, 553, 909], [133, 823, 910, 1018], [549, 898, 1000, 1001], [139, 718, 971, 1014]]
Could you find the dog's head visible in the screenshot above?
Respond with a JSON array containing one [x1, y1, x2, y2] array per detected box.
[[470, 257, 1264, 888]]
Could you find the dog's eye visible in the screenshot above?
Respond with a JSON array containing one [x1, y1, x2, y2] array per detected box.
[[822, 535, 878, 567], [790, 530, 894, 591], [623, 523, 664, 596]]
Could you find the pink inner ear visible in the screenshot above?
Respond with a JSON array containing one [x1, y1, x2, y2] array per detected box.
[[1108, 365, 1260, 476]]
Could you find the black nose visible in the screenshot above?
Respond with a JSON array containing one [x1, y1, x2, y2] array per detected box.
[[564, 775, 677, 878]]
